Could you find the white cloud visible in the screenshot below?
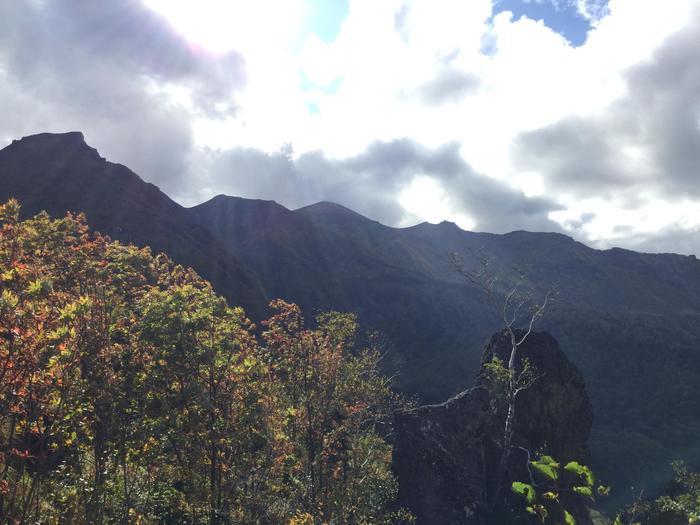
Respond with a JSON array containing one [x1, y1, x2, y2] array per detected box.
[[399, 176, 476, 230], [575, 0, 610, 24], [2, 0, 700, 253], [143, 0, 305, 56]]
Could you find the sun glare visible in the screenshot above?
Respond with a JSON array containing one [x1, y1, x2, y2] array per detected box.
[[143, 0, 304, 54], [399, 176, 476, 231]]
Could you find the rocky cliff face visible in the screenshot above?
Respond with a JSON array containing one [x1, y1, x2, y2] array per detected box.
[[392, 330, 592, 524]]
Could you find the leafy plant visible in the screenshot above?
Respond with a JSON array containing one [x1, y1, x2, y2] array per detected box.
[[511, 455, 611, 524]]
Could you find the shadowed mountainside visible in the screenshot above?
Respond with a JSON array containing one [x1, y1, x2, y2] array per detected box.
[[0, 132, 266, 317], [2, 131, 700, 507]]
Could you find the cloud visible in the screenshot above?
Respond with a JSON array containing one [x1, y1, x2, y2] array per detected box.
[[200, 138, 562, 233], [1, 0, 700, 254], [416, 68, 480, 105], [513, 116, 642, 198], [610, 224, 700, 256], [574, 0, 610, 24], [510, 4, 700, 251], [514, 5, 700, 199], [0, 0, 246, 191], [0, 0, 245, 117]]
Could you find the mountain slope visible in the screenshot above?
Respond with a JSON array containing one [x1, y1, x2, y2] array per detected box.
[[0, 132, 266, 316], [2, 132, 700, 506], [189, 194, 700, 511]]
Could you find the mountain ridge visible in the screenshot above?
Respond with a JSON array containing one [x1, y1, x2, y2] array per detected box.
[[6, 132, 696, 258], [0, 131, 267, 317], [2, 131, 700, 507]]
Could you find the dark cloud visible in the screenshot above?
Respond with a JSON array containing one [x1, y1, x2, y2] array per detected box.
[[0, 0, 246, 191], [513, 6, 700, 200], [563, 212, 596, 231], [513, 116, 641, 198], [0, 0, 245, 117], [417, 68, 480, 105], [604, 225, 700, 256], [203, 139, 562, 233]]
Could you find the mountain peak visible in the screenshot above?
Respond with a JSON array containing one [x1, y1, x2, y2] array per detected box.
[[5, 131, 101, 161], [297, 201, 357, 214], [503, 229, 580, 247], [14, 131, 86, 147], [203, 194, 285, 209], [294, 201, 376, 228], [412, 219, 462, 229], [193, 194, 293, 220]]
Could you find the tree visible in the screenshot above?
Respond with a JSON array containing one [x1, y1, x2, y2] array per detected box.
[[0, 199, 411, 524], [623, 461, 700, 525], [450, 251, 554, 511], [261, 300, 413, 524]]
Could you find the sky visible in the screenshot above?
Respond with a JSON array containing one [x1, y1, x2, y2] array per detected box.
[[1, 0, 699, 255]]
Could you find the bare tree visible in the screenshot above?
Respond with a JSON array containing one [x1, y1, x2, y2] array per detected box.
[[449, 250, 555, 510]]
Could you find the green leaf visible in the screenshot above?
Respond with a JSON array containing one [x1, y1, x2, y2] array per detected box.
[[531, 460, 559, 481], [564, 509, 576, 525], [27, 278, 52, 297], [564, 461, 596, 485], [512, 481, 537, 504], [0, 290, 19, 310], [573, 485, 594, 499], [539, 455, 559, 467], [564, 461, 584, 475], [597, 485, 611, 497]]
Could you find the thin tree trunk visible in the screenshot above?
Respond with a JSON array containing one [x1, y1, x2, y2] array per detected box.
[[489, 337, 519, 510]]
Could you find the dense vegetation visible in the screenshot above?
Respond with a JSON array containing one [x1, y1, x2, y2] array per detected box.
[[0, 199, 411, 524], [622, 461, 700, 524]]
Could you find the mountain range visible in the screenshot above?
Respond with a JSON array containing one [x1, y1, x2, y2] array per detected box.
[[2, 131, 700, 506]]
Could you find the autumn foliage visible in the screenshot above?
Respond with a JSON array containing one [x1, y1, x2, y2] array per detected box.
[[0, 199, 411, 524]]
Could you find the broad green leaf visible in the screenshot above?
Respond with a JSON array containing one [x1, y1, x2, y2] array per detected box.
[[512, 481, 537, 504], [564, 461, 596, 485], [531, 460, 559, 481], [564, 509, 576, 525], [539, 455, 560, 467], [573, 486, 594, 499], [564, 461, 585, 475]]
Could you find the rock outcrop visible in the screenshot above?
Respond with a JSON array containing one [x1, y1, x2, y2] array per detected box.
[[392, 330, 592, 524]]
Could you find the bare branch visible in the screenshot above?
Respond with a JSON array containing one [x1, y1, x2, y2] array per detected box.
[[502, 278, 523, 327], [514, 446, 536, 486], [515, 290, 552, 346]]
